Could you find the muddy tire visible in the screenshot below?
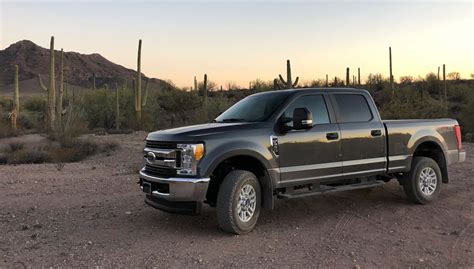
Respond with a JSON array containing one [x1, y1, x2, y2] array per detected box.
[[403, 157, 442, 204], [216, 170, 261, 234]]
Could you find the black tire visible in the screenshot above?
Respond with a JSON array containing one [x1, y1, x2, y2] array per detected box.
[[216, 170, 261, 234], [403, 157, 442, 204]]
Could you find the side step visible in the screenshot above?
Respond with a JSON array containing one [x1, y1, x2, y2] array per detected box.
[[277, 180, 385, 199]]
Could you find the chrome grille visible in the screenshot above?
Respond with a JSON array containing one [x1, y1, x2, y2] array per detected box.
[[143, 140, 181, 178]]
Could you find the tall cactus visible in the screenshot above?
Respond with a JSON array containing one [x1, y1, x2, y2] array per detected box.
[[358, 67, 361, 85], [443, 64, 447, 114], [194, 76, 198, 91], [389, 47, 394, 94], [92, 73, 96, 90], [56, 48, 64, 126], [38, 36, 56, 129], [278, 59, 299, 89], [346, 67, 350, 86], [115, 83, 120, 130], [10, 65, 20, 130], [134, 39, 149, 127], [203, 74, 208, 108], [325, 74, 329, 87]]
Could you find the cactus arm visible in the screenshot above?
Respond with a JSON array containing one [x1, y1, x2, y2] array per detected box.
[[278, 74, 287, 85], [293, 76, 299, 87], [142, 78, 149, 107], [38, 74, 48, 91]]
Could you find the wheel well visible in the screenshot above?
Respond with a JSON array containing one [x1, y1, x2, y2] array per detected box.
[[413, 141, 448, 183], [206, 155, 273, 209]]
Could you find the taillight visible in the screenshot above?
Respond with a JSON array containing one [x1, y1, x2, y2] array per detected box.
[[454, 125, 462, 150]]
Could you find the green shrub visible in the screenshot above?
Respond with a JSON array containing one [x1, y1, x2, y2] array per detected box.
[[7, 148, 49, 164], [24, 96, 45, 112]]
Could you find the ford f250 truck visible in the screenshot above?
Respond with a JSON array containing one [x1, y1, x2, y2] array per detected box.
[[139, 88, 466, 234]]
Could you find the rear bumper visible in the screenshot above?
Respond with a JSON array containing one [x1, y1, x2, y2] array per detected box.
[[446, 149, 466, 165], [139, 168, 210, 202], [459, 150, 466, 163]]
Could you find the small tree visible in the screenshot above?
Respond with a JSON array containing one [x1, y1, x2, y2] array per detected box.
[[447, 72, 461, 80]]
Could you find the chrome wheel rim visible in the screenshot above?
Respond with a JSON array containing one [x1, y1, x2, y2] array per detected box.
[[237, 184, 256, 223], [419, 167, 437, 196]]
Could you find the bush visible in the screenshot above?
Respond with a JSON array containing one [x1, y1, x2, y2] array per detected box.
[[7, 148, 49, 164], [24, 96, 45, 112]]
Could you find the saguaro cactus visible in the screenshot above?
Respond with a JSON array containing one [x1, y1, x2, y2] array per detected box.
[[278, 59, 299, 89], [389, 47, 394, 94], [358, 68, 361, 85], [346, 67, 350, 86], [38, 36, 56, 129], [443, 64, 447, 114], [134, 39, 149, 126], [194, 76, 198, 91], [92, 73, 97, 90], [10, 65, 20, 130], [115, 83, 120, 130], [203, 74, 208, 108], [56, 48, 65, 126], [325, 74, 329, 87]]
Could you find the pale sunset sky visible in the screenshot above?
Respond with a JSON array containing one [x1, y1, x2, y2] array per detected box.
[[0, 0, 473, 88]]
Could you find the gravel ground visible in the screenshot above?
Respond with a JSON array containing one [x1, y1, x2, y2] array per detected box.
[[0, 133, 472, 268]]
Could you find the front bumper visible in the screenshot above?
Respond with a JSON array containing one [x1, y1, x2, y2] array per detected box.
[[139, 168, 210, 215], [139, 168, 210, 202]]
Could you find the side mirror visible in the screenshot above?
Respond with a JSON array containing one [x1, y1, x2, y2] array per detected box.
[[293, 107, 313, 130]]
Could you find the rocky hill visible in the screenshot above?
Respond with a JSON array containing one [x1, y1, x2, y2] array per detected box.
[[0, 40, 172, 95]]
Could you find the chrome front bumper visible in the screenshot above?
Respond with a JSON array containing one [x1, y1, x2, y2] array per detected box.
[[139, 168, 210, 202]]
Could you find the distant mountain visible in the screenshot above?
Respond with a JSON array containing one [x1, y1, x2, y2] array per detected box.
[[0, 40, 172, 95]]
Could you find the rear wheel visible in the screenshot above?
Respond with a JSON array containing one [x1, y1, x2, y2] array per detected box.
[[216, 170, 261, 234], [403, 157, 442, 204]]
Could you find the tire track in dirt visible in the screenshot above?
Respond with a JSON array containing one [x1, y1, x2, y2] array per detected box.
[[450, 221, 474, 266]]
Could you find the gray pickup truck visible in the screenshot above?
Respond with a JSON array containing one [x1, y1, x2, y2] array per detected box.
[[139, 88, 466, 234]]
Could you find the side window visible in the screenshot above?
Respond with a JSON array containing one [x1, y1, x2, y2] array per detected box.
[[283, 95, 330, 127], [334, 94, 373, 122]]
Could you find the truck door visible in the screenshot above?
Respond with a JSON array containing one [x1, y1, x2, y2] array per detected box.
[[330, 93, 386, 176], [276, 93, 343, 186]]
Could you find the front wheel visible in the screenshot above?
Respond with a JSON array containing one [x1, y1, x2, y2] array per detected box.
[[216, 170, 261, 234], [403, 157, 442, 204]]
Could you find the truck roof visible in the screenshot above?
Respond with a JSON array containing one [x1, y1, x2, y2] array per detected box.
[[253, 87, 370, 97]]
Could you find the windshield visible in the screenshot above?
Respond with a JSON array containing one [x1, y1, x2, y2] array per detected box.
[[215, 91, 292, 123]]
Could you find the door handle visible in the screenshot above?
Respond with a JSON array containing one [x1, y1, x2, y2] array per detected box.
[[326, 132, 339, 140], [371, 130, 382, 137]]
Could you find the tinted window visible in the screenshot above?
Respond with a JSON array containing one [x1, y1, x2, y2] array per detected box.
[[334, 94, 373, 122], [215, 91, 292, 123], [283, 95, 330, 126]]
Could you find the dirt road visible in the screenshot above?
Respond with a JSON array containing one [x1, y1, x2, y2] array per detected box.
[[1, 133, 473, 268]]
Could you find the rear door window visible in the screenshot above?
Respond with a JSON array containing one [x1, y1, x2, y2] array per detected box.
[[334, 94, 373, 122]]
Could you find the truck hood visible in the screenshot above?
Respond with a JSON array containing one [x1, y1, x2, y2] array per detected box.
[[147, 122, 262, 141]]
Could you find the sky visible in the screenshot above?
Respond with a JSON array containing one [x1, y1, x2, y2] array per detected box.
[[0, 0, 473, 88]]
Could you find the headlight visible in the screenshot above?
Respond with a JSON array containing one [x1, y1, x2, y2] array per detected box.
[[177, 143, 204, 175]]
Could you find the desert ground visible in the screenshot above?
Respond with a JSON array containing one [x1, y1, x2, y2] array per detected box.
[[0, 133, 472, 268]]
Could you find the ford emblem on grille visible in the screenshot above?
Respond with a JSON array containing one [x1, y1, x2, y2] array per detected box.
[[146, 152, 156, 163]]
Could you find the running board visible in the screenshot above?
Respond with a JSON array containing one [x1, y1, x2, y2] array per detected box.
[[277, 180, 385, 199]]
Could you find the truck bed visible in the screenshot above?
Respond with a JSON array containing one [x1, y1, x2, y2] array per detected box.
[[383, 118, 460, 173]]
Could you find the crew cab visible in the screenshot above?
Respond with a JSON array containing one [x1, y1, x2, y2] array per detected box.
[[139, 88, 466, 234]]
